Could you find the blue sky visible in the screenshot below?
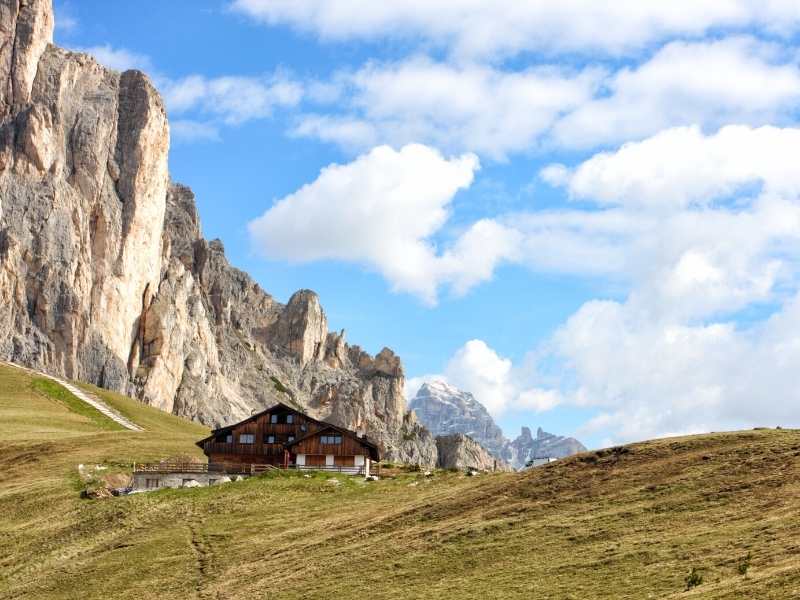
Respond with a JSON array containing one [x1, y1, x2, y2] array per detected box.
[[55, 1, 800, 448]]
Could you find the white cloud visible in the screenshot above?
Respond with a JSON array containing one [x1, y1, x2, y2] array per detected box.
[[553, 38, 800, 148], [161, 73, 303, 125], [292, 38, 800, 158], [247, 144, 512, 304], [230, 0, 800, 59], [398, 125, 800, 443], [408, 340, 561, 417], [54, 2, 78, 33], [544, 125, 800, 209], [170, 120, 221, 143], [293, 57, 601, 159], [72, 45, 153, 73], [549, 293, 800, 444], [444, 340, 516, 415], [72, 45, 303, 131]]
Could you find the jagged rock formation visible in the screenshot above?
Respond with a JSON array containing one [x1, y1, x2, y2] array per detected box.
[[506, 426, 587, 467], [410, 381, 507, 457], [435, 433, 510, 472], [410, 380, 585, 469], [0, 0, 435, 466]]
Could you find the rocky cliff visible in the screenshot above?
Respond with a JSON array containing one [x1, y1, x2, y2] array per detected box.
[[435, 433, 509, 472], [0, 0, 435, 465], [410, 381, 507, 457], [506, 426, 587, 468], [410, 380, 585, 469]]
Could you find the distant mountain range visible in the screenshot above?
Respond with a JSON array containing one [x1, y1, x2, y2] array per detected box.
[[409, 380, 586, 469]]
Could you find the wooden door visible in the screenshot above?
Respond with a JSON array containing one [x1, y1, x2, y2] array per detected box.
[[305, 454, 326, 467]]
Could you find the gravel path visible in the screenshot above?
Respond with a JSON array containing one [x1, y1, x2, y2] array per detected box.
[[2, 361, 143, 431]]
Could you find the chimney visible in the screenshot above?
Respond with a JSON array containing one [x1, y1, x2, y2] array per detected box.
[[356, 428, 365, 438]]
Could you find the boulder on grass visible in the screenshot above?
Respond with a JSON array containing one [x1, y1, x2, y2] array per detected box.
[[182, 479, 201, 488]]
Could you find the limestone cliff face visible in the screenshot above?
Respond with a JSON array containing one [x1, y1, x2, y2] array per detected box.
[[411, 380, 585, 469], [0, 0, 435, 466], [435, 434, 510, 472], [410, 380, 507, 458], [506, 426, 587, 467]]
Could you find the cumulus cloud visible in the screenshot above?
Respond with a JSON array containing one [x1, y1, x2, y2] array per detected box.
[[72, 44, 153, 73], [230, 0, 800, 59], [543, 125, 800, 209], [170, 120, 221, 143], [161, 72, 303, 125], [553, 38, 800, 148], [406, 340, 561, 417], [402, 125, 800, 442], [293, 57, 601, 159], [54, 2, 78, 33], [71, 45, 303, 141], [291, 38, 800, 157], [246, 144, 523, 303], [548, 292, 800, 444]]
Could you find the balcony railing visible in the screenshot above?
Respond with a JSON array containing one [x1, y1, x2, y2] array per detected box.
[[133, 462, 370, 475]]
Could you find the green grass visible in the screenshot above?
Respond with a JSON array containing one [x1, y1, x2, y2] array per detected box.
[[75, 380, 209, 438], [1, 362, 800, 599], [31, 377, 124, 431]]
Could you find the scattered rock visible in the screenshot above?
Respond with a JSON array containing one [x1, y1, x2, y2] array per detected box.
[[365, 475, 379, 482], [182, 479, 201, 488], [213, 476, 232, 485], [326, 478, 341, 486], [83, 487, 113, 499]]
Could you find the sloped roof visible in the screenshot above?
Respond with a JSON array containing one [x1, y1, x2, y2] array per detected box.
[[286, 423, 380, 461], [195, 403, 381, 460]]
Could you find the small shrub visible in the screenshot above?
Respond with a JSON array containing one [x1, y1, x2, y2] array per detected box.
[[685, 567, 703, 590], [737, 552, 752, 577], [270, 376, 289, 394]]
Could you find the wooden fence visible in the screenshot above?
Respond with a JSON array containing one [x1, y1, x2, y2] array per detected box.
[[133, 461, 276, 475], [133, 461, 377, 476]]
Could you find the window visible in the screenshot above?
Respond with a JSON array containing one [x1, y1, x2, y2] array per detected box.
[[287, 435, 295, 443], [225, 434, 233, 443], [321, 435, 342, 445], [286, 414, 294, 424], [270, 414, 278, 424], [300, 423, 308, 432], [239, 433, 255, 444], [145, 478, 159, 489], [265, 435, 276, 444]]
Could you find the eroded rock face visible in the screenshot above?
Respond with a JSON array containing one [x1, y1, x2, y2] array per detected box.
[[0, 0, 435, 466], [411, 380, 586, 469], [436, 434, 510, 472], [0, 4, 169, 388], [507, 426, 587, 467], [410, 380, 508, 458]]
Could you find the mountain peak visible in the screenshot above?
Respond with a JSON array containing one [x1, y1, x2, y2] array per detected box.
[[411, 382, 586, 469]]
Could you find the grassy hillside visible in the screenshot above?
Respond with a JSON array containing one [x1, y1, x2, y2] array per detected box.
[[1, 363, 799, 599]]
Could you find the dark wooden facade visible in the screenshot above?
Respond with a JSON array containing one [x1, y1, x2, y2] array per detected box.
[[196, 403, 379, 469]]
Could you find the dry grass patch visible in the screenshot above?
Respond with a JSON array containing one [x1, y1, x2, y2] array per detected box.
[[1, 363, 799, 599]]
